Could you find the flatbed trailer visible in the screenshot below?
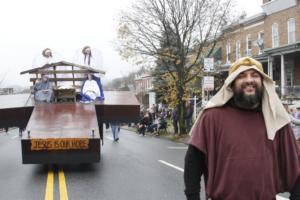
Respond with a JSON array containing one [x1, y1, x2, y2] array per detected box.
[[22, 103, 101, 164], [0, 91, 140, 164], [0, 61, 140, 164]]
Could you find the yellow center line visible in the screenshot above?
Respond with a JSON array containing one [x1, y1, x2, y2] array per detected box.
[[45, 168, 54, 200], [59, 168, 69, 200]]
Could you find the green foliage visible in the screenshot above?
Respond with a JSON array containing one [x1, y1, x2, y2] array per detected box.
[[152, 69, 202, 109]]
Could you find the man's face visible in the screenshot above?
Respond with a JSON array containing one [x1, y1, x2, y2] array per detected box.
[[84, 47, 91, 54], [87, 74, 92, 80], [232, 69, 263, 108], [44, 49, 52, 58], [42, 75, 48, 82]]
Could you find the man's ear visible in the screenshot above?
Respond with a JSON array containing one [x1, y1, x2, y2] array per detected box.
[[229, 80, 235, 90]]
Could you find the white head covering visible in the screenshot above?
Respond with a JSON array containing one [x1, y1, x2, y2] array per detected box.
[[32, 48, 63, 68], [191, 57, 290, 140]]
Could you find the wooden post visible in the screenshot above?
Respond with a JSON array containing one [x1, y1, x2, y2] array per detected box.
[[54, 66, 57, 87], [72, 66, 75, 87]]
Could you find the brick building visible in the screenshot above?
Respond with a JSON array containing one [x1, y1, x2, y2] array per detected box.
[[215, 0, 300, 98]]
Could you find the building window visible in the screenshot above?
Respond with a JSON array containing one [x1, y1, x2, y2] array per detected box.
[[226, 43, 231, 63], [257, 31, 264, 54], [235, 40, 241, 59], [288, 18, 296, 44], [272, 23, 279, 48], [246, 34, 252, 56]]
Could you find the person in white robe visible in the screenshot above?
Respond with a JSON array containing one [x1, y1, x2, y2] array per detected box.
[[81, 73, 100, 102], [73, 46, 102, 69], [32, 48, 63, 80], [73, 46, 104, 84]]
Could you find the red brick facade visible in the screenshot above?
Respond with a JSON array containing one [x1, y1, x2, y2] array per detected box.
[[216, 0, 300, 98], [263, 5, 300, 48], [220, 2, 300, 63]]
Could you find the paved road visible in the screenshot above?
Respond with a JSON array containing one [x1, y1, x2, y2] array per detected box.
[[0, 128, 290, 200], [0, 128, 191, 200], [0, 129, 47, 200], [66, 129, 189, 200]]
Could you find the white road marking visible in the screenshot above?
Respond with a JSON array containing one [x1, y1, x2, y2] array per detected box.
[[158, 160, 184, 172], [276, 195, 289, 200], [105, 136, 114, 141], [167, 146, 188, 150]]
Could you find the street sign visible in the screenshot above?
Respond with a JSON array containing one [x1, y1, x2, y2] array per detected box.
[[204, 58, 214, 72], [203, 76, 214, 91]]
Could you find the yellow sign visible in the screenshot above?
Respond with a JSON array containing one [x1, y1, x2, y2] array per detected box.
[[31, 138, 89, 151]]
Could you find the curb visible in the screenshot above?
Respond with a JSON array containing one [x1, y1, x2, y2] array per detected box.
[[120, 126, 190, 145]]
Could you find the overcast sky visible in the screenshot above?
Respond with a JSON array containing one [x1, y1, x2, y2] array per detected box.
[[0, 0, 262, 88]]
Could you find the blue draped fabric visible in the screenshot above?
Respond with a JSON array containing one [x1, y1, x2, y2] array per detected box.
[[80, 75, 105, 103]]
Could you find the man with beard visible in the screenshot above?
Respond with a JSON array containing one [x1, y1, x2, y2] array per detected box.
[[184, 57, 300, 200], [33, 74, 54, 103]]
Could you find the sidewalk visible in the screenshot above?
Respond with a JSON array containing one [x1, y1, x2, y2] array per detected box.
[[121, 125, 190, 144]]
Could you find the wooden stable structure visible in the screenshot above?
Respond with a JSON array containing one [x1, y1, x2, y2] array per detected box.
[[0, 62, 140, 164], [21, 61, 105, 90]]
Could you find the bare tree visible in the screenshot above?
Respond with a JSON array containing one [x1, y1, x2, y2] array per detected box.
[[117, 0, 235, 134], [0, 70, 8, 87]]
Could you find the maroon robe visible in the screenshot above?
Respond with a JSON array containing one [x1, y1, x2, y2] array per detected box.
[[189, 104, 300, 200]]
